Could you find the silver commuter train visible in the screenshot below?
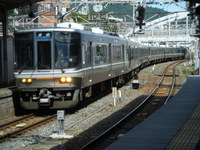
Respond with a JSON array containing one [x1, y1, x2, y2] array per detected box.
[[14, 23, 186, 109]]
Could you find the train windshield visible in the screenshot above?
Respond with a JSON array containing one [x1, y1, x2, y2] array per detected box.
[[14, 33, 34, 70], [54, 32, 81, 69]]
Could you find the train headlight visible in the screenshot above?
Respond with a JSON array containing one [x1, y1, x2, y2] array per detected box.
[[21, 79, 27, 83], [66, 77, 72, 82], [21, 78, 32, 84], [60, 77, 66, 83], [27, 78, 32, 83], [59, 77, 72, 83]]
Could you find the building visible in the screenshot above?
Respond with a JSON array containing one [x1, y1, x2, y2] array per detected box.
[[17, 0, 70, 27]]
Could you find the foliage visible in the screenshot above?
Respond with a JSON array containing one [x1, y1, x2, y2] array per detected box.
[[104, 4, 168, 22], [71, 3, 169, 22], [71, 12, 88, 23], [8, 9, 15, 16], [71, 4, 169, 32], [182, 62, 195, 76]]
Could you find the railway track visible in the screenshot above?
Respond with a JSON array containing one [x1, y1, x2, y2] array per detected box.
[[80, 61, 183, 150], [0, 114, 35, 129], [164, 62, 180, 104], [0, 114, 56, 143], [0, 61, 185, 150], [0, 90, 113, 144]]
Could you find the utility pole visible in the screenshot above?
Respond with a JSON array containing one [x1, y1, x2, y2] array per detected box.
[[133, 5, 136, 34]]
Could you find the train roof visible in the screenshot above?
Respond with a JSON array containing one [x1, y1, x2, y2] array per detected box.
[[14, 22, 126, 41], [14, 27, 185, 50], [16, 23, 185, 49]]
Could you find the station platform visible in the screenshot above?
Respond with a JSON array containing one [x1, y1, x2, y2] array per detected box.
[[106, 76, 200, 150]]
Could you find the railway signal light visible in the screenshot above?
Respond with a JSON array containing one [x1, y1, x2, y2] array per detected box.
[[137, 6, 145, 20], [189, 2, 196, 9], [188, 2, 196, 19], [136, 6, 145, 30]]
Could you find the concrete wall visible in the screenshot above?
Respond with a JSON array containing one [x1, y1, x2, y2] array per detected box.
[[0, 88, 15, 120]]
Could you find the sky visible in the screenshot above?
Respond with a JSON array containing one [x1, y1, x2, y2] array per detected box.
[[146, 0, 187, 12]]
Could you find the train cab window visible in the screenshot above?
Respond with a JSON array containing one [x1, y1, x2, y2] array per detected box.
[[54, 32, 81, 69], [14, 33, 34, 70]]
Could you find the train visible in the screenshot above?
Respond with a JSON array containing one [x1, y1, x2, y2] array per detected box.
[[13, 23, 186, 110]]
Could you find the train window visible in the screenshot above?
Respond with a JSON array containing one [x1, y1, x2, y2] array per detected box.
[[135, 48, 140, 59], [113, 45, 122, 63], [94, 44, 108, 65], [54, 32, 81, 69], [14, 33, 34, 70], [132, 47, 136, 59], [131, 47, 134, 60], [36, 32, 52, 39], [38, 41, 51, 69]]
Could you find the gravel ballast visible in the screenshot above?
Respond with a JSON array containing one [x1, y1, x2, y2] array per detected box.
[[0, 61, 188, 150]]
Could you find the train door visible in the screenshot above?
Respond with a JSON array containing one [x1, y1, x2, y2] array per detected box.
[[35, 32, 54, 86], [83, 42, 93, 87], [108, 44, 112, 77], [122, 45, 125, 72], [128, 46, 132, 69]]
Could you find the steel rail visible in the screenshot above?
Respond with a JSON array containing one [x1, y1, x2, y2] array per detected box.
[[164, 61, 182, 104], [80, 61, 181, 150], [0, 115, 56, 143], [0, 114, 35, 129]]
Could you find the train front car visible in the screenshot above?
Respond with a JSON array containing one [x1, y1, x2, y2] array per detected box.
[[14, 29, 82, 109]]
